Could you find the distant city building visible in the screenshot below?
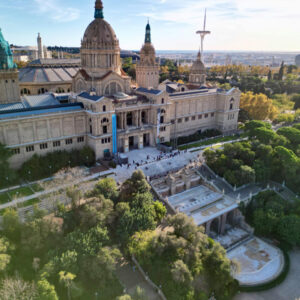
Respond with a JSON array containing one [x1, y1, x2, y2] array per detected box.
[[295, 55, 300, 67], [0, 0, 240, 169], [12, 33, 52, 62]]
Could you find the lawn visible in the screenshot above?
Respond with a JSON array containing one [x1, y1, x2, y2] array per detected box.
[[17, 198, 40, 208], [179, 134, 247, 150], [0, 192, 10, 204], [30, 183, 44, 192], [8, 186, 34, 199]]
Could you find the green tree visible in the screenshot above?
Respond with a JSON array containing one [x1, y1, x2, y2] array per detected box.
[[59, 271, 76, 300], [0, 143, 16, 188], [152, 201, 167, 223], [0, 237, 10, 272], [278, 61, 285, 80], [2, 208, 21, 243], [277, 215, 300, 246], [37, 279, 59, 300], [92, 177, 119, 202]]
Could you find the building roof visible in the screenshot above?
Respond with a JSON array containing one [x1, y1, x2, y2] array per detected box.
[[0, 102, 26, 111], [170, 89, 210, 98], [0, 103, 83, 120], [136, 87, 162, 95], [22, 94, 60, 107], [78, 92, 103, 101], [19, 65, 80, 83]]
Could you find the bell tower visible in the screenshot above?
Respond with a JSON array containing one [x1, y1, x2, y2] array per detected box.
[[136, 21, 160, 89]]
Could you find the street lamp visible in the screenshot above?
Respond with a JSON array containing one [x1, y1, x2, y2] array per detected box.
[[95, 292, 99, 300]]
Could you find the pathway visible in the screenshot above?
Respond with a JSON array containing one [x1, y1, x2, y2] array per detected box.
[[116, 259, 159, 300]]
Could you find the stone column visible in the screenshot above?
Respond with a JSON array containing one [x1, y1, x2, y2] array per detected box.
[[124, 137, 129, 153], [138, 135, 144, 149], [124, 112, 127, 130], [206, 221, 212, 235], [220, 213, 228, 235], [119, 113, 123, 130]]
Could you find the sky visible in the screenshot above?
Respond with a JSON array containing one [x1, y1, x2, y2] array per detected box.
[[1, 0, 299, 51]]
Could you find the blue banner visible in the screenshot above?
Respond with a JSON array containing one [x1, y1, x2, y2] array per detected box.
[[112, 114, 117, 154]]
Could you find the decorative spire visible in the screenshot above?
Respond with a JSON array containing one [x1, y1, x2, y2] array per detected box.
[[145, 20, 151, 44], [94, 0, 104, 19]]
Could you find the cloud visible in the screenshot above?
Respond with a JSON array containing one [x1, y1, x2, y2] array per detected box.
[[33, 0, 80, 22]]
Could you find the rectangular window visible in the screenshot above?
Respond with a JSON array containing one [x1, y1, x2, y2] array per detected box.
[[53, 141, 61, 147], [160, 137, 165, 142], [103, 126, 107, 134], [12, 148, 20, 155], [211, 113, 215, 117], [171, 119, 175, 124], [178, 118, 182, 123], [230, 103, 233, 110], [40, 143, 48, 150], [65, 139, 73, 145], [198, 115, 202, 119], [192, 116, 196, 121], [77, 137, 84, 143], [205, 114, 208, 118], [26, 146, 34, 152], [160, 126, 166, 132], [90, 125, 93, 134], [185, 117, 189, 122], [160, 116, 164, 124]]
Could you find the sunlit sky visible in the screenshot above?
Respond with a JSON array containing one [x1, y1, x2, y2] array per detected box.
[[1, 0, 299, 51]]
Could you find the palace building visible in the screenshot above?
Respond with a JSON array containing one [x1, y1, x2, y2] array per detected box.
[[0, 0, 240, 168]]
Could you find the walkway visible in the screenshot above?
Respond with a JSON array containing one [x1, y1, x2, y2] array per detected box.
[[116, 259, 159, 300], [235, 250, 300, 300]]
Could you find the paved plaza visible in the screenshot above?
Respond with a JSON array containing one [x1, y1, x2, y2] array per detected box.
[[228, 238, 284, 286], [235, 250, 300, 300]]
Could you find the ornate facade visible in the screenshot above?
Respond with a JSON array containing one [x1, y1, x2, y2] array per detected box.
[[0, 0, 240, 169]]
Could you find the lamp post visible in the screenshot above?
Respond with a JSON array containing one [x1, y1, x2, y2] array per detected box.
[[95, 292, 99, 300]]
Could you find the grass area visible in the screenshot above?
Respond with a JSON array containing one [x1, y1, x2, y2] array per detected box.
[[8, 186, 34, 200], [17, 198, 40, 208], [179, 134, 247, 150], [30, 183, 44, 192], [0, 192, 10, 204], [239, 249, 290, 292]]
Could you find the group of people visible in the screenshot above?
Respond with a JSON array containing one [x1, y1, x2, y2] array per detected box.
[[119, 150, 186, 170]]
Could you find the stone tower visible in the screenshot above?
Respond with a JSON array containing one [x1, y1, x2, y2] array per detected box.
[[189, 51, 206, 86], [0, 29, 19, 104], [136, 21, 159, 89], [37, 33, 44, 59]]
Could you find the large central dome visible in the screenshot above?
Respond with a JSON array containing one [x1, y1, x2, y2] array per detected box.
[[82, 18, 118, 49], [80, 0, 121, 77]]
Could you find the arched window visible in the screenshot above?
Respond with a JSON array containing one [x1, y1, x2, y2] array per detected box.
[[103, 105, 106, 112], [21, 88, 31, 95], [161, 109, 166, 114], [101, 117, 109, 124], [56, 87, 65, 94], [230, 98, 234, 110], [104, 82, 122, 95], [38, 88, 47, 94]]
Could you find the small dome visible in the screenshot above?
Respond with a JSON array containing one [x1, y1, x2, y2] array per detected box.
[[190, 52, 205, 74], [82, 18, 118, 49], [141, 43, 155, 56]]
